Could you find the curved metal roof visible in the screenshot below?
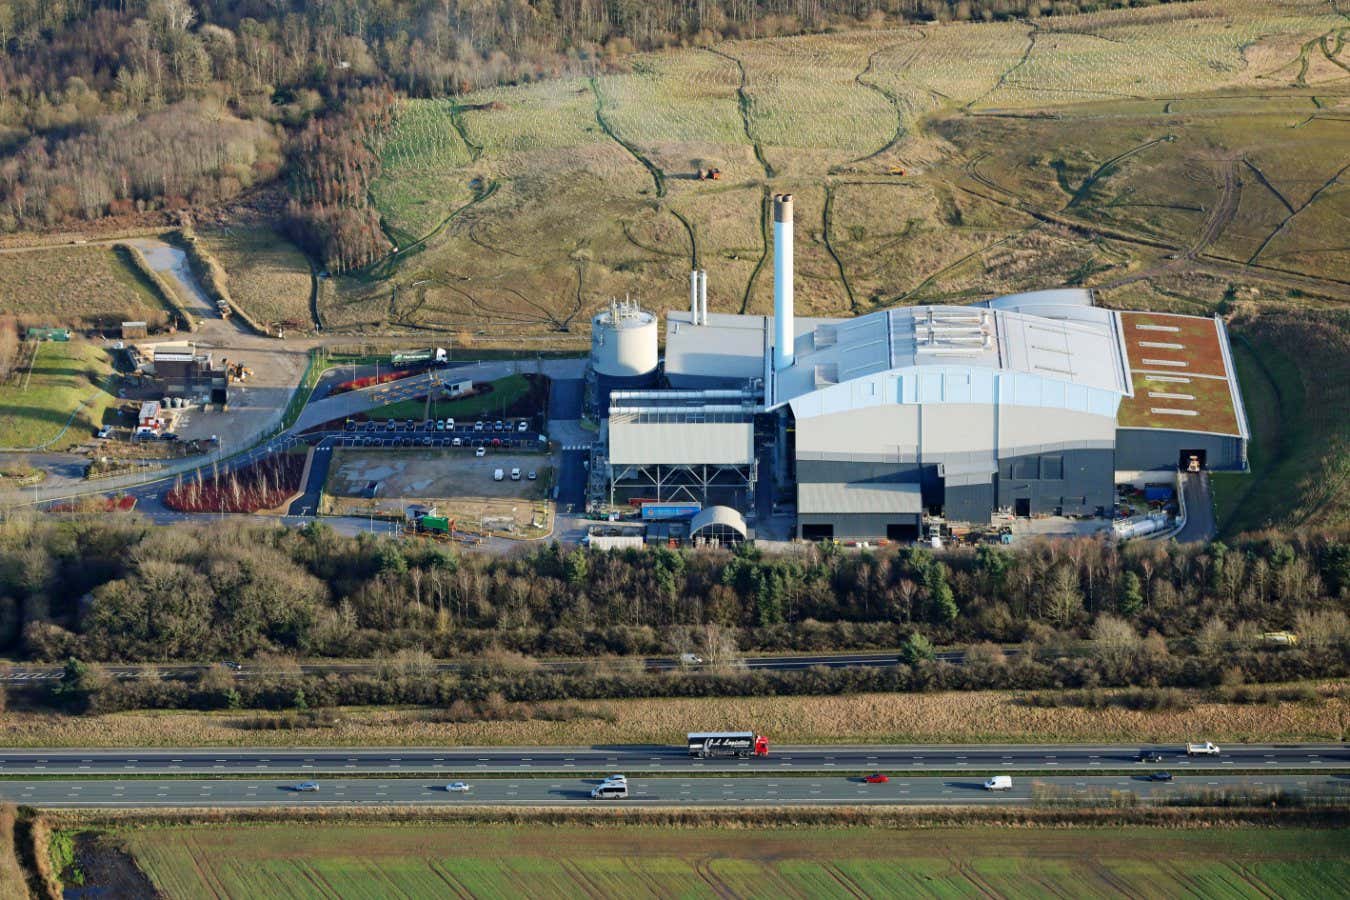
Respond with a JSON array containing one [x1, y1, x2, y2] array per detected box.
[[689, 505, 747, 538]]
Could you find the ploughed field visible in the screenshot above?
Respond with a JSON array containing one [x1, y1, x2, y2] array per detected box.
[[330, 0, 1350, 342], [118, 823, 1348, 899]]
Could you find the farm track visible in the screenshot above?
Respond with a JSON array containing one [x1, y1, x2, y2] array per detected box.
[[467, 220, 523, 258], [1243, 158, 1296, 215], [589, 77, 665, 198], [706, 47, 775, 179], [669, 207, 698, 269], [822, 185, 859, 313], [365, 180, 500, 282], [1065, 135, 1175, 210], [967, 23, 1039, 110], [1187, 157, 1240, 259], [1248, 160, 1350, 264], [621, 220, 686, 260], [449, 103, 484, 162]]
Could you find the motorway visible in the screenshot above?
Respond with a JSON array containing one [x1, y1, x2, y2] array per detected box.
[[0, 745, 1341, 776], [0, 773, 1333, 809]]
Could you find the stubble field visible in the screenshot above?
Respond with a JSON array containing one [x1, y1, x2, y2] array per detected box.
[[120, 823, 1349, 899]]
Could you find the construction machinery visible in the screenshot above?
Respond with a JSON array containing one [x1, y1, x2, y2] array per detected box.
[[697, 167, 722, 181]]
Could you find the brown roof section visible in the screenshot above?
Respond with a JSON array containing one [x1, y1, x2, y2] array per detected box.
[[1116, 311, 1242, 436]]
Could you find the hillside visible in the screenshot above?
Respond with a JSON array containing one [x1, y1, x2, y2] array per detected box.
[[325, 0, 1350, 342]]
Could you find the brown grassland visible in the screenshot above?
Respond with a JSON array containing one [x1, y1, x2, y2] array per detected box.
[[196, 226, 313, 331], [322, 0, 1350, 346], [0, 245, 174, 329], [1, 683, 1343, 748]]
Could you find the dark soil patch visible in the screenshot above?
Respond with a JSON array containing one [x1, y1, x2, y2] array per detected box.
[[66, 831, 160, 899]]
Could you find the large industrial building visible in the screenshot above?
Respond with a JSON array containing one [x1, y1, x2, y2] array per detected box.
[[585, 194, 1249, 542]]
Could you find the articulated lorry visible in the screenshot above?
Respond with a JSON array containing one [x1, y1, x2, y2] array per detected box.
[[687, 731, 770, 759], [391, 347, 448, 368]]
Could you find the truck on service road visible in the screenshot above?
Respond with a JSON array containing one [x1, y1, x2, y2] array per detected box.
[[1186, 742, 1221, 756], [391, 347, 448, 368], [687, 732, 769, 759]]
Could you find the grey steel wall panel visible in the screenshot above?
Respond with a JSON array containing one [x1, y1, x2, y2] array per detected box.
[[1115, 429, 1245, 472], [797, 513, 922, 541]]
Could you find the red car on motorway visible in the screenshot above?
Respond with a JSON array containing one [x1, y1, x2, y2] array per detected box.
[[862, 773, 889, 784]]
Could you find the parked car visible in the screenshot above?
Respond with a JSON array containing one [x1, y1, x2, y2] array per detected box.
[[475, 446, 486, 457], [517, 420, 528, 432], [527, 470, 537, 481], [474, 421, 485, 432], [96, 425, 114, 439], [446, 782, 472, 793], [453, 437, 463, 447], [494, 420, 504, 431], [493, 468, 504, 481], [436, 420, 446, 431], [510, 467, 521, 480], [293, 781, 320, 792], [445, 418, 455, 429], [983, 776, 1012, 791]]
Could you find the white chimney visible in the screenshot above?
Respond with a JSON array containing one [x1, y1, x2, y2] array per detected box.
[[698, 269, 708, 325], [773, 194, 794, 371], [689, 270, 700, 325]]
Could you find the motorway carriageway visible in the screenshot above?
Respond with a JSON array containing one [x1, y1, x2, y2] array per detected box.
[[0, 774, 1333, 809], [0, 745, 1342, 776], [0, 651, 990, 682]]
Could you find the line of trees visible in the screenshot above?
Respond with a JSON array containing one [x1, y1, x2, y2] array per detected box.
[[0, 513, 1344, 665], [0, 1, 1185, 237]]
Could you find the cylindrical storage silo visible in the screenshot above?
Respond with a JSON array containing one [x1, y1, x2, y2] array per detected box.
[[590, 299, 659, 417]]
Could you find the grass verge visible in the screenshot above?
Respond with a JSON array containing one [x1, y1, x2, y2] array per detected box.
[[361, 373, 530, 421], [0, 684, 1341, 748]]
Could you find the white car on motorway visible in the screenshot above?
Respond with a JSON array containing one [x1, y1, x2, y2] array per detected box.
[[601, 774, 627, 786], [446, 782, 472, 793], [293, 781, 320, 792]]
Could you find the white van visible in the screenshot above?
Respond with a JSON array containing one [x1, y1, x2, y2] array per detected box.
[[984, 775, 1012, 791], [493, 468, 504, 481], [591, 782, 628, 800]]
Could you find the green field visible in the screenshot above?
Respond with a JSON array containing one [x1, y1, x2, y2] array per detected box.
[[361, 374, 531, 421], [0, 340, 118, 450], [118, 823, 1349, 899]]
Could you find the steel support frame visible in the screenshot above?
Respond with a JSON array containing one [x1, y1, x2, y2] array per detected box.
[[608, 460, 757, 508]]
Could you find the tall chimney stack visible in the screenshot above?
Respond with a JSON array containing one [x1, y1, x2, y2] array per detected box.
[[689, 270, 700, 325], [773, 193, 795, 371], [698, 269, 708, 325]]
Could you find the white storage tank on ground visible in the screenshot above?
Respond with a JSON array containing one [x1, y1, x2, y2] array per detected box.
[[591, 299, 659, 416]]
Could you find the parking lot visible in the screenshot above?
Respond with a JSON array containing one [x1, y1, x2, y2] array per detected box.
[[334, 417, 545, 452]]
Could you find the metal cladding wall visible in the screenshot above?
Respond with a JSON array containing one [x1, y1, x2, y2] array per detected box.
[[798, 513, 921, 541], [1115, 429, 1245, 472], [944, 481, 996, 522], [996, 447, 1116, 516]]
